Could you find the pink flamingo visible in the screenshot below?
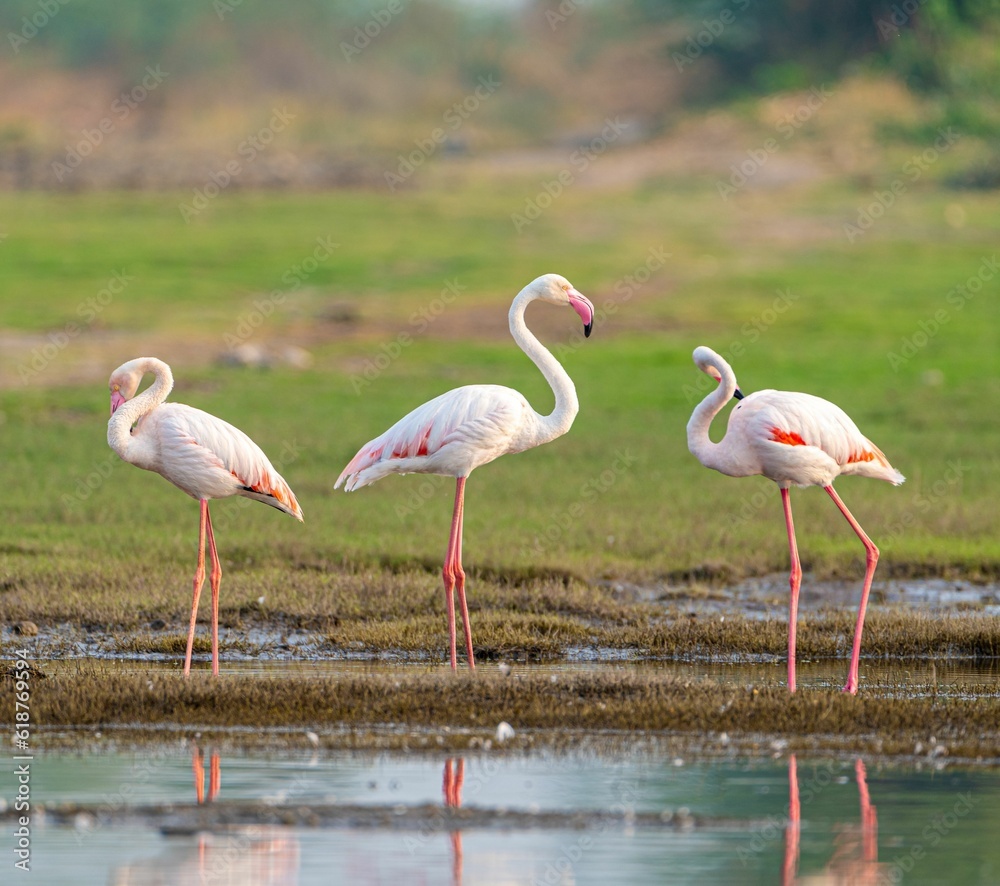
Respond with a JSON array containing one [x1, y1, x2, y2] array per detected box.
[[336, 274, 595, 670], [108, 357, 303, 677], [687, 346, 904, 694]]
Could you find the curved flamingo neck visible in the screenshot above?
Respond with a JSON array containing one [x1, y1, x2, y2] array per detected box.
[[107, 358, 173, 460], [509, 288, 579, 443], [686, 351, 740, 474]]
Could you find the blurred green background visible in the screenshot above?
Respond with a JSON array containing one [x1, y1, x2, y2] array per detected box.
[[0, 0, 998, 606]]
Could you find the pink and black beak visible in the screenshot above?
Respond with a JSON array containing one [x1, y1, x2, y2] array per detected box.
[[733, 388, 745, 401], [568, 290, 595, 338], [110, 390, 127, 416]]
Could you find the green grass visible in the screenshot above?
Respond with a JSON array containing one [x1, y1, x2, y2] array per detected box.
[[0, 175, 998, 644]]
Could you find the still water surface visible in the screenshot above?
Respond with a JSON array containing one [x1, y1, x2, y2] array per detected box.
[[11, 745, 1000, 885]]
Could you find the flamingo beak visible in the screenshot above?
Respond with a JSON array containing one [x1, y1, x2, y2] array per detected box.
[[110, 390, 127, 415], [568, 290, 594, 338], [733, 388, 745, 401]]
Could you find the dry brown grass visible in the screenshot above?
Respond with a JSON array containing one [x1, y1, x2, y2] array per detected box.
[[7, 665, 998, 759]]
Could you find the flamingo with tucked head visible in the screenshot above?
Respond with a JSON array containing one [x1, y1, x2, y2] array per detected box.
[[108, 357, 302, 676], [687, 346, 904, 694], [336, 274, 595, 670]]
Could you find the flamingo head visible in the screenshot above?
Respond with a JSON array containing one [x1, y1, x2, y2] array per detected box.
[[108, 359, 148, 415], [531, 274, 595, 337], [692, 346, 744, 400]]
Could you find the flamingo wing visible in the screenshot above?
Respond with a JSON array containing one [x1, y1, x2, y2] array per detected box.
[[137, 404, 303, 518], [737, 391, 904, 485], [336, 385, 528, 490]]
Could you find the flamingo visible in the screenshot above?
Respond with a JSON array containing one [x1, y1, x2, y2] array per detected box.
[[336, 274, 595, 670], [686, 346, 904, 694], [107, 357, 303, 677]]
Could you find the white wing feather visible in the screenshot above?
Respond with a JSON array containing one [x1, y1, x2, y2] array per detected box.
[[134, 404, 302, 517], [336, 385, 530, 490]]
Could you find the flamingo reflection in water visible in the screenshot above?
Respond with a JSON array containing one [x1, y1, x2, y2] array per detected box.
[[443, 758, 465, 886], [111, 751, 300, 886], [192, 745, 221, 805], [783, 756, 883, 885]]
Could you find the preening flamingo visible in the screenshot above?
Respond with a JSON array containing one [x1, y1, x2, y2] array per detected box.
[[336, 274, 595, 670], [687, 346, 904, 694], [108, 357, 302, 676]]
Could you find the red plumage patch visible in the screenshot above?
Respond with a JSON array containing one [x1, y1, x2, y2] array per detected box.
[[770, 428, 808, 446], [415, 425, 432, 457]]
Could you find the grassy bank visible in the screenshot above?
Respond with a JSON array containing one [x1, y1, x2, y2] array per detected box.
[[6, 666, 999, 759], [0, 176, 998, 642]]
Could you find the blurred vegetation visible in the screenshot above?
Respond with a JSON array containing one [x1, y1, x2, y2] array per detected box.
[[1, 0, 997, 143]]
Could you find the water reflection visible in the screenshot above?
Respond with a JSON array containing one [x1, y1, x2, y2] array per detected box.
[[443, 758, 464, 886], [111, 749, 301, 885], [17, 748, 998, 885], [784, 756, 884, 885], [192, 745, 221, 805]]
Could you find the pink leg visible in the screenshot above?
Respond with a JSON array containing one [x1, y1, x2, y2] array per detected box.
[[204, 505, 222, 677], [443, 480, 464, 670], [443, 758, 465, 886], [193, 747, 206, 804], [855, 758, 878, 863], [781, 488, 802, 694], [452, 480, 475, 669], [782, 754, 800, 886], [824, 486, 879, 695], [184, 501, 210, 677], [209, 751, 221, 802]]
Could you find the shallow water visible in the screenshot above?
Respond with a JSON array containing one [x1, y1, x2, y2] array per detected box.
[[6, 746, 1000, 885]]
